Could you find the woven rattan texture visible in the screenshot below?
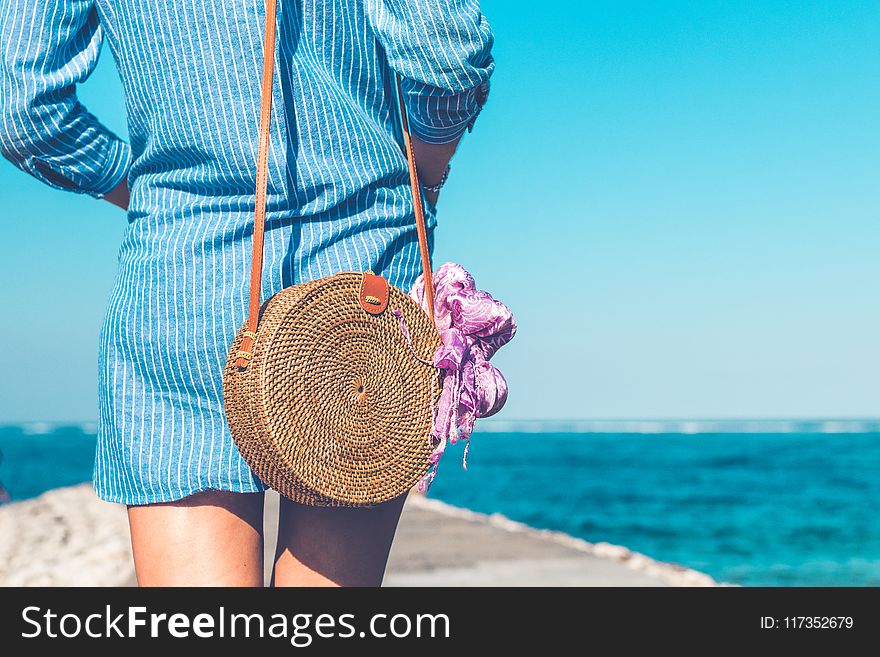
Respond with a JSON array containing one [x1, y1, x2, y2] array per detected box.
[[224, 272, 441, 506]]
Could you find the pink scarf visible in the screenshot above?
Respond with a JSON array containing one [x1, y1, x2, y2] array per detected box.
[[393, 262, 516, 491]]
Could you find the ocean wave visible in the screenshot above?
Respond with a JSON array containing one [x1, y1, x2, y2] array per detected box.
[[3, 422, 98, 436]]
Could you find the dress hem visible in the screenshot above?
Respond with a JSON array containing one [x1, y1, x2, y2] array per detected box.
[[92, 480, 269, 506]]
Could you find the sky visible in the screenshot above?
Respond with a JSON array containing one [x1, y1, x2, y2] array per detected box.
[[1, 0, 878, 423]]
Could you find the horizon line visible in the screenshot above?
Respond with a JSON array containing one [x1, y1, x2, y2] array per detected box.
[[2, 417, 880, 436]]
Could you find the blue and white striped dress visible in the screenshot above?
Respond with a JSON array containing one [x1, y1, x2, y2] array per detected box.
[[0, 0, 494, 504]]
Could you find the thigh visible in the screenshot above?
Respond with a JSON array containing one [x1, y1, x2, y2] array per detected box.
[[272, 494, 407, 587], [128, 490, 265, 586]]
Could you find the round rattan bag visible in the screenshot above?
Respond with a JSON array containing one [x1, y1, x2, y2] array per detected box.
[[223, 272, 441, 507], [223, 7, 442, 507]]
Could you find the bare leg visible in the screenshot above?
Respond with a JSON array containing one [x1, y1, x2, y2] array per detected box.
[[127, 490, 265, 586], [271, 494, 407, 587]]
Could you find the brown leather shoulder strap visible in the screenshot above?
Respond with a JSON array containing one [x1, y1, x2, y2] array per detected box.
[[395, 72, 436, 328], [234, 0, 278, 368], [235, 0, 436, 368]]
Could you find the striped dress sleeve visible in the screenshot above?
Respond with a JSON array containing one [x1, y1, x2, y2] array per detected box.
[[0, 0, 131, 198], [364, 0, 495, 144]]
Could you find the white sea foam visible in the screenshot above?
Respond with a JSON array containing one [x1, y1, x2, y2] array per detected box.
[[19, 422, 53, 435], [4, 422, 98, 436]]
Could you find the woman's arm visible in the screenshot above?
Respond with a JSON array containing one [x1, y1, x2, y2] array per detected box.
[[411, 136, 460, 207], [0, 0, 131, 203], [103, 177, 130, 210], [365, 0, 494, 195]]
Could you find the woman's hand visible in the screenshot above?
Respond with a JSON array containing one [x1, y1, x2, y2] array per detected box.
[[104, 178, 130, 210]]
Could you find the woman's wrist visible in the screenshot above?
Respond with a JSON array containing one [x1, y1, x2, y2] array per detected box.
[[412, 134, 458, 174], [411, 135, 460, 208], [422, 164, 450, 194]]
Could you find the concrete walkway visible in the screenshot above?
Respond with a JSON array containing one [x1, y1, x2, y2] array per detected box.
[[386, 497, 677, 586], [0, 485, 718, 587]]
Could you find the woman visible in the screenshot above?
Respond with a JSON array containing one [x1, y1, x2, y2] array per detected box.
[[1, 0, 494, 586]]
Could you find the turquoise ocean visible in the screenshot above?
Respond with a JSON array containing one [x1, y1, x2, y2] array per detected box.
[[2, 420, 879, 586]]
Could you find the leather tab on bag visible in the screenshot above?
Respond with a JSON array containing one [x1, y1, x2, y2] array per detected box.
[[359, 271, 389, 315]]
